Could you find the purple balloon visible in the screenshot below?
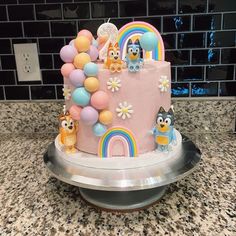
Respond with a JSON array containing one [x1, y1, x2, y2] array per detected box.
[[88, 45, 99, 61], [69, 69, 86, 87], [60, 45, 77, 63], [80, 106, 99, 125]]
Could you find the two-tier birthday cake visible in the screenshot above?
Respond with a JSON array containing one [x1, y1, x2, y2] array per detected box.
[[55, 21, 182, 169]]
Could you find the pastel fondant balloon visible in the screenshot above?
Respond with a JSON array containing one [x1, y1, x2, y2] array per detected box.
[[72, 87, 91, 107], [92, 38, 98, 48], [99, 110, 113, 125], [88, 45, 99, 61], [69, 105, 82, 120], [61, 63, 75, 77], [77, 30, 93, 42], [80, 106, 99, 125], [140, 32, 158, 51], [73, 53, 91, 69], [74, 36, 90, 52], [60, 45, 77, 63], [69, 39, 75, 47], [93, 123, 107, 136], [84, 62, 98, 76], [84, 77, 99, 93], [69, 69, 86, 87], [91, 91, 109, 110]]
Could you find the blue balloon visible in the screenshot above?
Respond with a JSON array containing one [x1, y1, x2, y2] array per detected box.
[[140, 32, 158, 51], [72, 87, 90, 107], [93, 123, 107, 136], [84, 62, 98, 77], [92, 39, 98, 48]]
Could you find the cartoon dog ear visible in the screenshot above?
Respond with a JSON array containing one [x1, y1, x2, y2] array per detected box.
[[158, 106, 166, 113], [114, 42, 118, 48], [127, 39, 132, 46], [59, 114, 65, 121], [168, 108, 174, 115], [134, 39, 140, 46]]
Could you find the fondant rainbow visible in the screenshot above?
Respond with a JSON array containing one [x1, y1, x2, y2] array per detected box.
[[118, 21, 165, 61], [98, 127, 138, 158]]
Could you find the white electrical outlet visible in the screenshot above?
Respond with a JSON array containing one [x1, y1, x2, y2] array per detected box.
[[14, 43, 41, 82]]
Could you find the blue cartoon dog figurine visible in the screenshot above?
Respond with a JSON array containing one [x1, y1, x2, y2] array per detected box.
[[152, 107, 176, 152], [125, 39, 143, 72]]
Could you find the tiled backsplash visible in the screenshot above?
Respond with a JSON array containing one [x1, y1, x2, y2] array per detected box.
[[0, 0, 235, 100]]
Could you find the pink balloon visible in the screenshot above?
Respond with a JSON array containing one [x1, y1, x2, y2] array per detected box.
[[80, 106, 99, 125], [61, 63, 75, 78], [60, 45, 77, 63], [88, 45, 99, 61], [69, 105, 82, 120], [78, 29, 93, 42], [69, 69, 86, 87], [91, 91, 109, 110]]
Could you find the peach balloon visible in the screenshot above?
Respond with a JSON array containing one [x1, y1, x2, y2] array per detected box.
[[73, 53, 91, 69], [74, 36, 90, 52], [91, 91, 109, 110], [84, 77, 99, 93], [69, 105, 82, 120], [61, 63, 75, 77], [98, 35, 108, 44], [99, 110, 113, 125], [78, 30, 93, 42]]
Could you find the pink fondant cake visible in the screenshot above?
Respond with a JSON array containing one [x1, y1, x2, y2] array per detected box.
[[58, 21, 179, 159]]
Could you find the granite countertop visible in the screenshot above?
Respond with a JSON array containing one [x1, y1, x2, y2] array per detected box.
[[0, 132, 235, 236]]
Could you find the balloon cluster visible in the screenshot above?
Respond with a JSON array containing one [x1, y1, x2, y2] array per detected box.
[[60, 29, 112, 136]]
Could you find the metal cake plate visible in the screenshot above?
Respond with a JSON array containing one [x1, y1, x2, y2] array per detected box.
[[43, 135, 201, 211]]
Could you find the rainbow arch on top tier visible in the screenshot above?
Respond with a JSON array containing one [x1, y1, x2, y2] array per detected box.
[[118, 21, 165, 61], [98, 127, 138, 158]]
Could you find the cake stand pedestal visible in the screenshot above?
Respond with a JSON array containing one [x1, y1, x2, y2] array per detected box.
[[43, 135, 201, 211]]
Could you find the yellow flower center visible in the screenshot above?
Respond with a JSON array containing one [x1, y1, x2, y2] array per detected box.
[[121, 107, 129, 113]]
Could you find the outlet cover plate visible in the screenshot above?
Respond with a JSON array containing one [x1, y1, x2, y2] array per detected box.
[[14, 43, 41, 82]]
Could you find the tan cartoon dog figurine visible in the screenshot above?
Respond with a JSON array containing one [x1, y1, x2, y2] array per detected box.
[[59, 111, 78, 153], [104, 42, 124, 73]]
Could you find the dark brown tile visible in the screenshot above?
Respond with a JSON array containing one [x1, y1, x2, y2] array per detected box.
[[51, 21, 77, 36], [63, 3, 90, 19], [120, 0, 146, 17], [35, 4, 62, 20], [149, 0, 176, 15], [24, 22, 50, 37], [31, 85, 56, 99], [91, 2, 118, 18], [8, 4, 34, 21], [5, 86, 30, 100]]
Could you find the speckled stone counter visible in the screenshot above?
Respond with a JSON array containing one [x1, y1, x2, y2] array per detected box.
[[0, 132, 235, 235]]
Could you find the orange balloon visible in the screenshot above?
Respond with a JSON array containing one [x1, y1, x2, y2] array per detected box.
[[74, 36, 90, 52], [84, 77, 99, 93], [78, 30, 93, 42], [73, 53, 91, 69], [99, 110, 113, 125]]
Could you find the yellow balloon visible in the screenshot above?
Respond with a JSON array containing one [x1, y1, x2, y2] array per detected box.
[[74, 36, 90, 52], [84, 77, 99, 93], [99, 110, 113, 125], [73, 53, 91, 69]]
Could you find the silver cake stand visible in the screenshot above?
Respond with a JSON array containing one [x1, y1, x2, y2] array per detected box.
[[43, 135, 201, 211]]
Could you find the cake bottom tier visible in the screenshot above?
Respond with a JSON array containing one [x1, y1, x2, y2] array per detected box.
[[55, 129, 182, 170]]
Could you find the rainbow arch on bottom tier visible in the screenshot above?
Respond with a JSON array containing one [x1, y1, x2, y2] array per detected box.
[[118, 21, 165, 61], [98, 127, 138, 158]]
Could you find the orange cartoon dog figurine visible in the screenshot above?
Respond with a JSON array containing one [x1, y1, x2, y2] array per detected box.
[[104, 42, 123, 73], [59, 110, 78, 153]]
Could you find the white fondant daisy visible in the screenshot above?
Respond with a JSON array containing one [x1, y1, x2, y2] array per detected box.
[[159, 75, 170, 92], [116, 101, 133, 120], [62, 86, 71, 100], [107, 77, 121, 92]]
